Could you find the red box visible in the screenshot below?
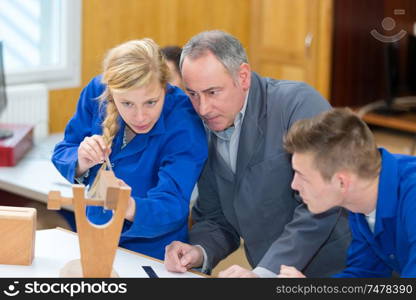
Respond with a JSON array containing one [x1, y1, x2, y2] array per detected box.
[[0, 124, 34, 166]]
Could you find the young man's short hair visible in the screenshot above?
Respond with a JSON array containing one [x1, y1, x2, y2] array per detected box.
[[284, 108, 381, 181]]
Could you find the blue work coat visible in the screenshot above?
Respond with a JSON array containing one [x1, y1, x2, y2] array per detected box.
[[333, 148, 416, 277], [52, 75, 207, 260]]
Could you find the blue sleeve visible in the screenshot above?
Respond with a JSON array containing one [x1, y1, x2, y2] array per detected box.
[[332, 214, 391, 278], [401, 185, 416, 277], [123, 110, 208, 238], [51, 76, 105, 183]]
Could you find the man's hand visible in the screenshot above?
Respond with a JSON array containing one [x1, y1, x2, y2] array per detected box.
[[164, 241, 204, 273], [277, 265, 306, 278], [217, 265, 259, 278]]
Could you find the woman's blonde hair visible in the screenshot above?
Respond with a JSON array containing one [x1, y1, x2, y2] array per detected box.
[[88, 39, 169, 197], [99, 38, 170, 147]]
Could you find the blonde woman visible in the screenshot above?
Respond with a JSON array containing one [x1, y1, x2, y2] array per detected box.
[[52, 39, 207, 260]]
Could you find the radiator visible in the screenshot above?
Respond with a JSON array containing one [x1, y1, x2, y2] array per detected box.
[[0, 84, 48, 142]]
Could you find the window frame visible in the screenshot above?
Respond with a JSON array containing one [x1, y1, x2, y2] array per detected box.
[[4, 0, 81, 90]]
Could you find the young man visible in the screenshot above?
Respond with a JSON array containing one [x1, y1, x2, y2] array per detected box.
[[164, 30, 351, 277], [280, 108, 416, 278]]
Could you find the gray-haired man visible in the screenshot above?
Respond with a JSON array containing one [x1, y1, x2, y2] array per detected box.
[[164, 30, 351, 277]]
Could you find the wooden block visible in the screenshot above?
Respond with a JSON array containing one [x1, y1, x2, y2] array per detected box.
[[101, 171, 120, 210], [104, 185, 119, 210], [47, 190, 62, 210], [0, 206, 36, 265]]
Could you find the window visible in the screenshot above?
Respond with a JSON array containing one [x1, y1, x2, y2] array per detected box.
[[0, 0, 81, 89]]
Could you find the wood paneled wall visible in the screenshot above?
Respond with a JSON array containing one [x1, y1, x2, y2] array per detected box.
[[249, 0, 333, 99], [49, 0, 250, 132]]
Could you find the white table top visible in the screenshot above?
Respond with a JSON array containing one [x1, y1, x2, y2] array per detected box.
[[0, 133, 72, 203], [0, 228, 202, 278]]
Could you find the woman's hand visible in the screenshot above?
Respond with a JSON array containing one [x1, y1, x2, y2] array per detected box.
[[125, 196, 136, 222], [76, 135, 109, 177]]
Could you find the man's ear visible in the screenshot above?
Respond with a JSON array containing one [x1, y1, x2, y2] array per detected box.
[[238, 63, 251, 91], [335, 171, 350, 194]]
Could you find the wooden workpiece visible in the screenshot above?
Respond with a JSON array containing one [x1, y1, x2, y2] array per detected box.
[[48, 169, 120, 210], [87, 169, 120, 208], [48, 183, 131, 277]]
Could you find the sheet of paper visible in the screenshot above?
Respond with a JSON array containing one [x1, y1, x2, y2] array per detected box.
[[0, 229, 202, 278]]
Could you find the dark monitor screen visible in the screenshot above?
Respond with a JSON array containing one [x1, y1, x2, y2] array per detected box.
[[0, 41, 6, 116], [373, 34, 416, 115], [407, 35, 416, 94], [0, 41, 13, 139]]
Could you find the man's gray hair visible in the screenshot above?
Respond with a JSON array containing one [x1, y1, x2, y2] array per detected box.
[[180, 30, 248, 77]]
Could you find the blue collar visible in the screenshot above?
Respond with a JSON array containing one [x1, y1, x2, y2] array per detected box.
[[373, 147, 399, 234]]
